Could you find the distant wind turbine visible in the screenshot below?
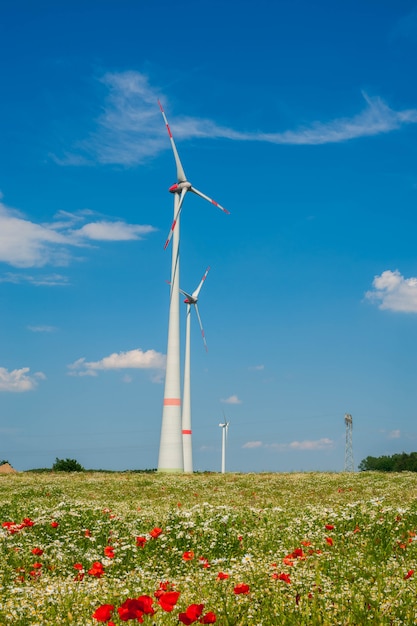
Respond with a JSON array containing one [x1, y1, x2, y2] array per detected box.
[[157, 101, 229, 473], [219, 418, 229, 474], [181, 267, 210, 473]]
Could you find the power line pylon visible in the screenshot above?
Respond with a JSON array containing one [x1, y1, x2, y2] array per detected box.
[[344, 413, 354, 472]]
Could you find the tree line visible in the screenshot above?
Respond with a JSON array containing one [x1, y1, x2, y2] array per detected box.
[[359, 452, 417, 472]]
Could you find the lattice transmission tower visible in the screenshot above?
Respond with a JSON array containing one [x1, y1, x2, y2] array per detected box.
[[344, 413, 354, 472]]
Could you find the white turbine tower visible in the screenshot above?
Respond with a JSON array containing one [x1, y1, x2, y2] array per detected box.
[[219, 419, 229, 474], [180, 267, 210, 473], [158, 101, 229, 473]]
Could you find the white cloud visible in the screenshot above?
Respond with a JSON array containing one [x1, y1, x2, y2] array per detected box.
[[221, 395, 242, 405], [287, 438, 334, 451], [0, 203, 71, 268], [68, 348, 166, 378], [388, 429, 401, 439], [0, 201, 155, 271], [27, 325, 58, 333], [365, 270, 417, 313], [0, 367, 45, 392], [56, 71, 417, 166], [242, 441, 263, 449], [262, 438, 334, 452], [74, 221, 155, 241], [249, 365, 264, 371]]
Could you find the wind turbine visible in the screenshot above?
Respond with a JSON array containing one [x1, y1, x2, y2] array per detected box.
[[157, 101, 229, 473], [219, 418, 229, 474], [181, 267, 210, 473]]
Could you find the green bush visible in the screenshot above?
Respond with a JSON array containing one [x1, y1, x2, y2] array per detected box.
[[52, 457, 85, 472]]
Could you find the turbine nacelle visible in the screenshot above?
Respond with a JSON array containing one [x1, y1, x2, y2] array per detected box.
[[169, 181, 192, 194]]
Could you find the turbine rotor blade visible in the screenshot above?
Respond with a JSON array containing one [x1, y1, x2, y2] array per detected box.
[[194, 303, 208, 352], [179, 288, 193, 300], [192, 266, 210, 299], [190, 186, 230, 215], [163, 187, 187, 250], [158, 100, 187, 183]]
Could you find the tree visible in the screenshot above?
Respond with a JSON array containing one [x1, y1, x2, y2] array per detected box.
[[52, 457, 85, 472], [359, 452, 417, 472]]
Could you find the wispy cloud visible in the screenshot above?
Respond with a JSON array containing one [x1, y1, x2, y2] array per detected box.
[[68, 348, 166, 379], [27, 325, 58, 333], [0, 272, 70, 286], [388, 429, 401, 439], [243, 438, 334, 451], [56, 71, 417, 166], [0, 201, 156, 271], [365, 270, 417, 313], [0, 367, 46, 392], [249, 365, 264, 371], [242, 441, 263, 449], [221, 395, 242, 405]]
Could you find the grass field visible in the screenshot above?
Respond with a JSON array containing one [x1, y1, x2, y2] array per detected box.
[[1, 471, 417, 625]]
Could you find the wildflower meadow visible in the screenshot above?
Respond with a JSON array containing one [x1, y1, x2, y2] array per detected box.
[[1, 471, 417, 625]]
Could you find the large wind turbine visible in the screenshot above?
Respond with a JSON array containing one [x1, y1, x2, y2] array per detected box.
[[180, 267, 210, 473], [219, 418, 229, 474], [158, 101, 229, 473]]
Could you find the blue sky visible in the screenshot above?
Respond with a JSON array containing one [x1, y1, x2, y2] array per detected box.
[[1, 0, 417, 472]]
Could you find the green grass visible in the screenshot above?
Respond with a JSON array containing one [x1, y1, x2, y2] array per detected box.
[[0, 472, 417, 625]]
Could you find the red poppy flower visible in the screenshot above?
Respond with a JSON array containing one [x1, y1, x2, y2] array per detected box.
[[199, 557, 210, 568], [179, 603, 204, 624], [290, 547, 305, 559], [137, 595, 155, 615], [404, 569, 414, 579], [217, 572, 229, 580], [199, 612, 217, 624], [233, 583, 250, 594], [118, 597, 154, 621], [150, 527, 162, 539], [50, 521, 59, 528], [2, 521, 14, 528], [92, 604, 115, 622], [187, 604, 205, 620], [325, 524, 335, 530], [157, 591, 180, 612], [273, 572, 291, 584], [136, 536, 147, 548], [154, 581, 175, 597], [22, 517, 34, 527], [182, 550, 195, 561], [88, 561, 105, 578], [325, 537, 334, 546], [104, 546, 115, 558], [32, 547, 43, 556]]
